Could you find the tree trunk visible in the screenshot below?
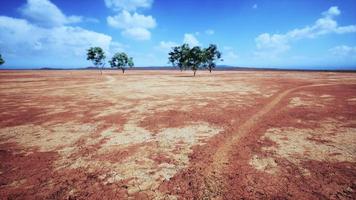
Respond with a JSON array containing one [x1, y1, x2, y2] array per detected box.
[[100, 63, 105, 75], [122, 68, 125, 74], [193, 70, 196, 77], [209, 68, 212, 73]]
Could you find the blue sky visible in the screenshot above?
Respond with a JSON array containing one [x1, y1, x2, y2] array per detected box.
[[0, 0, 356, 69]]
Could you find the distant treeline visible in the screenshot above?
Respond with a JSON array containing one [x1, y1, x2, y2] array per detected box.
[[31, 66, 356, 73]]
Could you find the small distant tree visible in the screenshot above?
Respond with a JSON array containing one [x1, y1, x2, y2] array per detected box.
[[109, 52, 134, 74], [0, 54, 4, 65], [202, 44, 222, 73], [86, 47, 106, 75]]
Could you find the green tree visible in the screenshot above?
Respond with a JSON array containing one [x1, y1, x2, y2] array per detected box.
[[0, 54, 5, 65], [109, 52, 134, 74], [169, 44, 190, 71], [169, 44, 220, 76], [188, 46, 203, 76], [86, 47, 106, 75], [169, 46, 181, 70], [202, 44, 222, 73]]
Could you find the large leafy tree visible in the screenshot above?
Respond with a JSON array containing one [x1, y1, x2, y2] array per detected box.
[[188, 46, 204, 76], [168, 44, 221, 76], [86, 47, 106, 75], [0, 54, 4, 65], [169, 44, 190, 71], [109, 52, 134, 74], [202, 44, 222, 73]]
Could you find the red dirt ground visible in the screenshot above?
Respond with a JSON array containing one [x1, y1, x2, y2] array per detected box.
[[0, 70, 355, 199]]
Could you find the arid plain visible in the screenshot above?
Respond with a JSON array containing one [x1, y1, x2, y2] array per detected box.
[[0, 70, 355, 199]]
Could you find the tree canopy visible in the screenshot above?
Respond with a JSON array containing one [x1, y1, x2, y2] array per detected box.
[[202, 44, 222, 73], [168, 44, 190, 72], [87, 47, 106, 75], [168, 44, 222, 76], [109, 52, 134, 74], [0, 54, 4, 65]]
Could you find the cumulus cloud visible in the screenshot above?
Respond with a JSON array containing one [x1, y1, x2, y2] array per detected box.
[[20, 0, 82, 27], [156, 41, 178, 52], [223, 51, 239, 64], [107, 11, 156, 40], [121, 27, 151, 40], [255, 6, 356, 58], [254, 33, 290, 58], [107, 11, 156, 29], [0, 0, 129, 67], [156, 33, 203, 54], [0, 16, 113, 63], [106, 1, 156, 40], [183, 33, 200, 46], [205, 29, 215, 35], [329, 45, 356, 57], [104, 0, 153, 11], [157, 33, 202, 53], [323, 6, 340, 18]]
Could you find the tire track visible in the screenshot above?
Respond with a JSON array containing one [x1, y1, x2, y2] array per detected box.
[[201, 83, 341, 199]]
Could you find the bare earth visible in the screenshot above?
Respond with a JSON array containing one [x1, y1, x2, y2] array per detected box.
[[0, 70, 355, 199]]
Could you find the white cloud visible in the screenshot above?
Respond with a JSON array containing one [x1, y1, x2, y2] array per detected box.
[[156, 33, 202, 53], [0, 0, 128, 67], [122, 27, 151, 40], [255, 6, 356, 58], [20, 0, 82, 27], [105, 0, 156, 41], [252, 4, 258, 9], [156, 41, 178, 52], [205, 29, 215, 35], [156, 34, 203, 55], [329, 45, 356, 57], [255, 33, 290, 58], [107, 10, 156, 40], [323, 6, 340, 18], [104, 0, 153, 11], [107, 10, 156, 29], [183, 33, 200, 46], [328, 45, 356, 66], [223, 51, 239, 64], [0, 16, 118, 66]]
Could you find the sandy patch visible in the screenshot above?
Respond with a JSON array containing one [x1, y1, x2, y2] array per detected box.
[[258, 119, 356, 173], [347, 97, 356, 105], [56, 121, 223, 195], [289, 97, 308, 107], [288, 96, 325, 108], [249, 155, 278, 174], [0, 123, 96, 152], [320, 94, 333, 98]]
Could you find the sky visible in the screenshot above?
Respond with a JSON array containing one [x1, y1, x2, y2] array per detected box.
[[0, 0, 356, 69]]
